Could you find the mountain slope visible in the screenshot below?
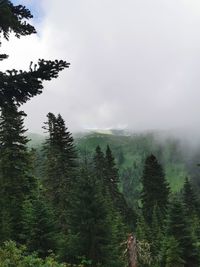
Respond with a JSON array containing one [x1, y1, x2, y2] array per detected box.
[[28, 131, 195, 208]]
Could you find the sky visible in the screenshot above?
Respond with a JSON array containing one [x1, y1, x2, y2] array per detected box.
[[2, 0, 200, 134]]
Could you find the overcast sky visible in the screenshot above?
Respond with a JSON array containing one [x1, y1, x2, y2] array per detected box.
[[2, 0, 200, 133]]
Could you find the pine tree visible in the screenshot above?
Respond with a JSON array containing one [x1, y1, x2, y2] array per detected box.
[[105, 145, 119, 199], [141, 154, 169, 225], [21, 191, 57, 257], [183, 177, 198, 216], [43, 113, 77, 229], [166, 198, 199, 267], [65, 166, 123, 267], [164, 236, 185, 267], [136, 213, 150, 242], [0, 0, 68, 243], [136, 208, 163, 266], [0, 0, 69, 107], [93, 145, 106, 182], [150, 205, 164, 266], [95, 145, 136, 228], [0, 0, 36, 61], [0, 103, 35, 241]]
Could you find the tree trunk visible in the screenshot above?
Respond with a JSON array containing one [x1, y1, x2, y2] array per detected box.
[[127, 234, 137, 267]]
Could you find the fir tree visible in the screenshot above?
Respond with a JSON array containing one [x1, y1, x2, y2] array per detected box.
[[65, 166, 123, 267], [166, 198, 199, 267], [95, 145, 136, 228], [183, 177, 198, 216], [141, 154, 169, 225], [150, 205, 164, 266], [93, 145, 106, 182], [136, 213, 150, 242], [164, 236, 185, 267], [105, 145, 119, 199], [0, 103, 35, 241], [0, 0, 68, 243], [0, 0, 69, 107], [21, 191, 57, 257], [0, 0, 36, 61], [43, 113, 77, 229]]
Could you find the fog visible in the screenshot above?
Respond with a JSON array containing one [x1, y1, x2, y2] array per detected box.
[[2, 0, 200, 137]]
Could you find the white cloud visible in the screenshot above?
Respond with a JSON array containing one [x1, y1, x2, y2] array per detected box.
[[2, 0, 200, 134]]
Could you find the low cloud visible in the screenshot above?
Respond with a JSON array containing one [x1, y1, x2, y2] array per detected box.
[[2, 0, 200, 135]]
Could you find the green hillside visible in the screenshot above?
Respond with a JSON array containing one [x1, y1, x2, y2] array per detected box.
[[28, 131, 193, 208], [75, 132, 189, 207]]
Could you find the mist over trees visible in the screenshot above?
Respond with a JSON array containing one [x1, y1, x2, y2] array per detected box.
[[0, 1, 200, 267]]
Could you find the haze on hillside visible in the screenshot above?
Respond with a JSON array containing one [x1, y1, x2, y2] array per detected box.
[[2, 0, 200, 135]]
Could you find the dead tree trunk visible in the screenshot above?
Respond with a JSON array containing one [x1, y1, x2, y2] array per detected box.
[[127, 234, 137, 267]]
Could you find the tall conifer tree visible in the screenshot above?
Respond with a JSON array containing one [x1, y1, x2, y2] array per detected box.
[[0, 0, 69, 242], [105, 145, 119, 198], [93, 145, 106, 182], [43, 113, 77, 229], [164, 236, 185, 267], [21, 191, 57, 257], [0, 103, 35, 241], [141, 154, 169, 225], [105, 145, 135, 227], [65, 165, 124, 267], [166, 199, 199, 267], [183, 177, 198, 215]]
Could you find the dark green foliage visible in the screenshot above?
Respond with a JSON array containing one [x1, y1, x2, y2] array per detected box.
[[183, 177, 198, 216], [121, 166, 141, 208], [0, 60, 69, 108], [138, 155, 170, 265], [105, 145, 119, 198], [0, 1, 69, 99], [136, 224, 151, 266], [43, 112, 77, 228], [32, 132, 193, 206], [0, 0, 36, 40], [0, 0, 69, 251], [149, 206, 164, 264], [94, 145, 136, 228], [136, 208, 163, 266], [21, 191, 57, 257], [93, 145, 106, 181], [166, 199, 199, 267], [0, 103, 36, 241], [76, 132, 188, 208], [0, 0, 35, 61], [0, 240, 77, 266], [141, 154, 169, 225], [65, 166, 124, 267], [164, 236, 185, 267]]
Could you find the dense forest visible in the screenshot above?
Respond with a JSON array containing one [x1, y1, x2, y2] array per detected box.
[[0, 1, 200, 267]]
